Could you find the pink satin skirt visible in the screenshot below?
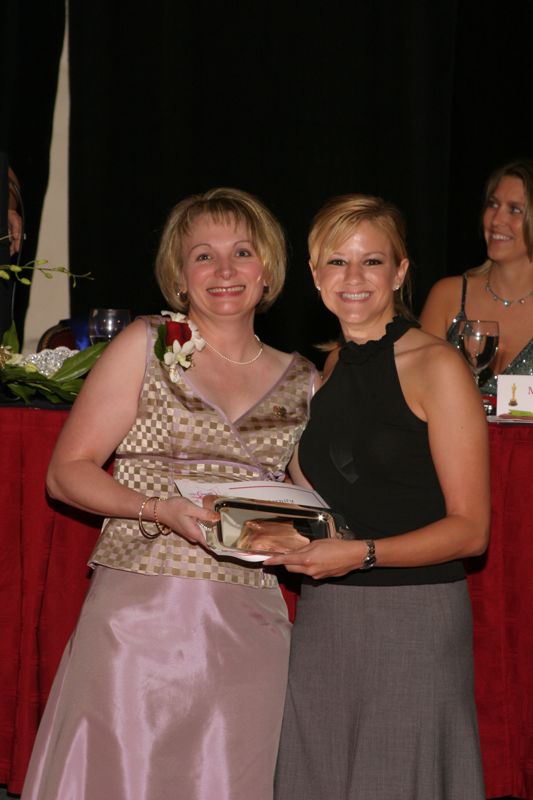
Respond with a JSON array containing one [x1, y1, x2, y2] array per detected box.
[[21, 566, 291, 800]]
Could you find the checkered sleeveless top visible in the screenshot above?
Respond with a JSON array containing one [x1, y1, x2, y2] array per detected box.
[[89, 316, 316, 588]]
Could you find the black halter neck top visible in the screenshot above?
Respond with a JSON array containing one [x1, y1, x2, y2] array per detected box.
[[300, 317, 464, 586]]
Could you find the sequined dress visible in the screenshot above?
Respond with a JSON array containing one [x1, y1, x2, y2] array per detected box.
[[21, 317, 316, 800], [447, 273, 533, 395]]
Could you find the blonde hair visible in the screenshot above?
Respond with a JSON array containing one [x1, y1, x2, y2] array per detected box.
[[309, 193, 413, 318], [155, 187, 286, 312]]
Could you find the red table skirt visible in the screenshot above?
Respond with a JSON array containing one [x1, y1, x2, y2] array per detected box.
[[466, 422, 533, 799], [0, 407, 532, 797], [0, 408, 100, 794]]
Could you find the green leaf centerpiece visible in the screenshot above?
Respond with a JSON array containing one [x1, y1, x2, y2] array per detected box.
[[0, 324, 106, 405]]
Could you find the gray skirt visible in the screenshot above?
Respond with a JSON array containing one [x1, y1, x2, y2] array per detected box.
[[275, 580, 485, 800]]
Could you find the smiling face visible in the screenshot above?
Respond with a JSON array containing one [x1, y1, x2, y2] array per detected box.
[[310, 219, 409, 341], [180, 214, 265, 324], [483, 176, 527, 264]]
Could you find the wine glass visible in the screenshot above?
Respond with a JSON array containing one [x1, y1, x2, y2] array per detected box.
[[88, 308, 131, 344], [456, 319, 499, 385]]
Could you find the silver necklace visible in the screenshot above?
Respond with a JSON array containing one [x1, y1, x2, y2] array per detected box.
[[485, 274, 533, 308], [203, 334, 263, 365]]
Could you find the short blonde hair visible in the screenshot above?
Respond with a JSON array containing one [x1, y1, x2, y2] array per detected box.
[[155, 187, 286, 312], [308, 193, 413, 318]]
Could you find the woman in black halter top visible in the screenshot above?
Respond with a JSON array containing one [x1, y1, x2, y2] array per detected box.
[[268, 194, 490, 800]]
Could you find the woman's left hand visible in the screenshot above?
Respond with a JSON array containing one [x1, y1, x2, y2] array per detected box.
[[265, 538, 365, 579], [8, 209, 22, 255]]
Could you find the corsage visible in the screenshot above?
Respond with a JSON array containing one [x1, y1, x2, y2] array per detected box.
[[154, 311, 205, 381]]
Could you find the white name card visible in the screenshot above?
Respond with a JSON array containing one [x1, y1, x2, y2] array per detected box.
[[496, 375, 533, 418]]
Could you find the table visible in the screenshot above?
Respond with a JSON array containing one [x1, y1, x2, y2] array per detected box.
[[466, 421, 533, 799], [0, 408, 532, 797], [0, 407, 101, 795]]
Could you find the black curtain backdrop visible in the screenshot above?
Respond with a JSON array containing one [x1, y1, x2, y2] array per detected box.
[[0, 0, 65, 340], [68, 0, 462, 360], [447, 1, 533, 270], [3, 0, 533, 361]]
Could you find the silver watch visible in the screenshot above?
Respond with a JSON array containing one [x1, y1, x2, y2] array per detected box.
[[360, 539, 377, 571]]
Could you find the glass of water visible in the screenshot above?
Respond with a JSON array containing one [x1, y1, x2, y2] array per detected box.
[[88, 308, 131, 344], [457, 319, 499, 386]]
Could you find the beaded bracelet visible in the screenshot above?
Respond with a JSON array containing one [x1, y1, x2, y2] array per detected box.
[[153, 497, 172, 536], [138, 496, 161, 540]]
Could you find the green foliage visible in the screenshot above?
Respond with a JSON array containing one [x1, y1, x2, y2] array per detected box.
[[0, 251, 92, 287], [0, 247, 97, 403], [154, 324, 167, 362], [2, 322, 19, 352], [0, 338, 108, 404]]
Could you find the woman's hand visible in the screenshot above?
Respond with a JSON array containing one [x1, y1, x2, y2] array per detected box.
[[8, 209, 22, 255], [156, 496, 219, 545], [265, 538, 365, 579]]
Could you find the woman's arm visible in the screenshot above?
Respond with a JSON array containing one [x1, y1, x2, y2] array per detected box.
[[287, 444, 313, 488], [7, 166, 22, 255], [419, 276, 463, 339], [266, 342, 490, 579], [47, 319, 218, 542], [286, 366, 323, 486]]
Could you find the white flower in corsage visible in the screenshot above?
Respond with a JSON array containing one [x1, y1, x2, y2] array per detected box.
[[154, 310, 205, 382]]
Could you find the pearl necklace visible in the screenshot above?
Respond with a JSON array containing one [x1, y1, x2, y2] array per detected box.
[[203, 334, 263, 365], [485, 274, 533, 308]]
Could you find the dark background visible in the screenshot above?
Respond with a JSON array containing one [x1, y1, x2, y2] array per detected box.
[[1, 0, 532, 362]]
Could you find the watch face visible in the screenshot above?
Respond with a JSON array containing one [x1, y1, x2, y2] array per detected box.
[[361, 554, 377, 571]]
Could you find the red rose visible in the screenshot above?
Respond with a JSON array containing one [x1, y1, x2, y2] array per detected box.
[[165, 320, 192, 347]]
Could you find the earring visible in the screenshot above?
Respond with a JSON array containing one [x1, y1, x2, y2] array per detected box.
[[393, 283, 401, 291], [262, 284, 269, 295], [315, 285, 321, 292], [177, 290, 189, 303]]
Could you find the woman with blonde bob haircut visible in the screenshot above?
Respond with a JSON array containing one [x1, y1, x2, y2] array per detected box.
[[156, 186, 286, 313], [267, 193, 490, 799], [21, 187, 317, 800]]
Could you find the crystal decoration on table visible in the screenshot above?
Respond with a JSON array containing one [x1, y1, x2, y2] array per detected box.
[[16, 347, 79, 377]]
